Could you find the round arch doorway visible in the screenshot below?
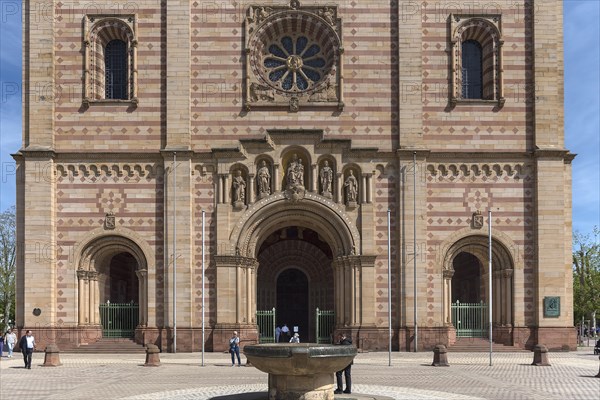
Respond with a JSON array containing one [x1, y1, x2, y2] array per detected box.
[[276, 268, 309, 342], [257, 226, 334, 343]]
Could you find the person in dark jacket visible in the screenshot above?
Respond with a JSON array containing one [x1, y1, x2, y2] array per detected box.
[[19, 330, 36, 369], [334, 332, 353, 394]]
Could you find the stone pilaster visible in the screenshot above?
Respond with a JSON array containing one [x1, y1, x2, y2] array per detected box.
[[165, 0, 191, 150], [23, 0, 55, 150], [162, 152, 194, 331]]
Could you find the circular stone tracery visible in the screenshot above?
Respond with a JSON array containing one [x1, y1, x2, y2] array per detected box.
[[250, 12, 339, 95]]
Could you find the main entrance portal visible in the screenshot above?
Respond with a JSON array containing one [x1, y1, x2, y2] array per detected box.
[[277, 268, 309, 340], [257, 227, 334, 343]]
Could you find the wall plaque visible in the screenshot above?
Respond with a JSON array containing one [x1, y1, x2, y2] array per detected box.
[[543, 296, 560, 318]]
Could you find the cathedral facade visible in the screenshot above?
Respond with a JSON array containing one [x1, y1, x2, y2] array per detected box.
[[16, 0, 576, 352]]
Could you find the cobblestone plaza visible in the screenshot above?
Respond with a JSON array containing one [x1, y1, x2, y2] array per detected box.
[[1, 348, 599, 399]]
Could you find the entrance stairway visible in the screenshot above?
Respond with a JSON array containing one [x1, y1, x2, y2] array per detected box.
[[62, 338, 146, 354], [448, 337, 526, 352]]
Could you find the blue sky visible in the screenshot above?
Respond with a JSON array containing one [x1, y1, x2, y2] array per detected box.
[[1, 1, 599, 239]]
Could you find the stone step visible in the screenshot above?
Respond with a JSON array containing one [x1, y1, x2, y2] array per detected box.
[[448, 338, 526, 352], [61, 338, 146, 354]]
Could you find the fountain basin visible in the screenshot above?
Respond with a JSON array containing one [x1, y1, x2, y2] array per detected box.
[[244, 343, 356, 400]]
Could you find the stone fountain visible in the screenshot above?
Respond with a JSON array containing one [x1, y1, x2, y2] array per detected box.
[[244, 343, 357, 400]]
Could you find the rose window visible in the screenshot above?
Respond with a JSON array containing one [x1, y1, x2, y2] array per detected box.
[[263, 36, 328, 92]]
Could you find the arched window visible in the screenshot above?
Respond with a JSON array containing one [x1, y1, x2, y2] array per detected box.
[[461, 40, 483, 99], [84, 16, 138, 105], [105, 40, 128, 100], [450, 15, 504, 105]]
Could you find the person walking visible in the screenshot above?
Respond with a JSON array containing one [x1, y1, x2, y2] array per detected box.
[[4, 328, 17, 358], [19, 330, 36, 369], [334, 332, 353, 394], [281, 324, 290, 343], [229, 331, 241, 367], [275, 326, 281, 343]]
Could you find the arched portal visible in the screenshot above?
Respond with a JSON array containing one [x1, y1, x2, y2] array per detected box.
[[443, 235, 515, 341], [77, 235, 149, 338], [213, 194, 376, 350], [256, 227, 334, 342]]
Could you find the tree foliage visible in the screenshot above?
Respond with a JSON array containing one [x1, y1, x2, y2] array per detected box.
[[572, 227, 600, 324], [0, 206, 16, 329]]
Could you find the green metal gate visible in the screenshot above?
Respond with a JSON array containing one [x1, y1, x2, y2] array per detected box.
[[99, 302, 139, 338], [315, 308, 335, 344], [451, 300, 488, 337], [257, 308, 276, 343]]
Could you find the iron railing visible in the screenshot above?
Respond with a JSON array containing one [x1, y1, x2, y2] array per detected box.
[[451, 300, 488, 337], [316, 308, 335, 344], [257, 308, 276, 343], [99, 303, 138, 338]]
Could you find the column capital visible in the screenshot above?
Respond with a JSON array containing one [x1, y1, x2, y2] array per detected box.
[[443, 269, 454, 279]]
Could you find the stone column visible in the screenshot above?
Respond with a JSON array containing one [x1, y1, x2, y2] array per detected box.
[[217, 174, 224, 203], [311, 164, 318, 192], [332, 259, 344, 326], [494, 270, 502, 325], [248, 174, 255, 205], [336, 173, 343, 204], [223, 174, 230, 205], [88, 271, 99, 325], [136, 269, 148, 326], [503, 269, 513, 326], [273, 163, 281, 192], [366, 174, 373, 203], [77, 270, 86, 325], [360, 175, 367, 204], [443, 270, 454, 325]]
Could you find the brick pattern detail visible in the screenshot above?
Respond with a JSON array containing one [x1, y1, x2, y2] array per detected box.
[[374, 165, 397, 325], [422, 3, 533, 150]]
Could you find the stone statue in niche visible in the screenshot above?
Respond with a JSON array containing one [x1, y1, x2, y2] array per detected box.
[[257, 160, 271, 198], [286, 154, 304, 189], [320, 161, 333, 198], [232, 169, 246, 208], [344, 170, 358, 206], [285, 154, 306, 201]]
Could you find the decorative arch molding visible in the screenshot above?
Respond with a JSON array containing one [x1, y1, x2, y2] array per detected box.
[[228, 192, 360, 258], [73, 227, 153, 327], [56, 163, 163, 180], [436, 227, 519, 273], [73, 226, 155, 272]]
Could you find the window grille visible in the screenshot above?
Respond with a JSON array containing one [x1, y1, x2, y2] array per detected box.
[[461, 40, 483, 99], [105, 40, 128, 100]]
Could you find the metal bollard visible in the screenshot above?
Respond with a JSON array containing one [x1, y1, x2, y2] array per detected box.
[[596, 356, 600, 378], [144, 344, 161, 367], [431, 344, 449, 367], [43, 344, 62, 367], [531, 344, 551, 366]]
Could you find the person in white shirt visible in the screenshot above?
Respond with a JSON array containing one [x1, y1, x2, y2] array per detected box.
[[18, 330, 36, 369], [289, 333, 300, 343], [4, 328, 17, 358]]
